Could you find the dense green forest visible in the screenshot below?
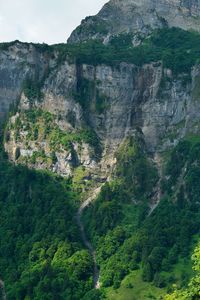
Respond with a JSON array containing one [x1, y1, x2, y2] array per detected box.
[[0, 142, 97, 300]]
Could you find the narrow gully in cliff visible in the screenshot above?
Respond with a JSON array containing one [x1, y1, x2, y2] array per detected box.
[[148, 154, 163, 217], [76, 186, 103, 289]]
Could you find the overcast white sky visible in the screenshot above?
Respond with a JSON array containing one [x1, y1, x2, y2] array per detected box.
[[0, 0, 108, 44]]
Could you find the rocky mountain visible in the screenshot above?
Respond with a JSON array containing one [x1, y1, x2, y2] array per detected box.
[[68, 0, 200, 44], [1, 0, 200, 299]]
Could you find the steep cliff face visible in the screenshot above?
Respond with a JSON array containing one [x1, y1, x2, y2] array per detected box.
[[68, 0, 200, 44], [2, 40, 200, 178], [0, 43, 55, 121], [1, 1, 200, 181]]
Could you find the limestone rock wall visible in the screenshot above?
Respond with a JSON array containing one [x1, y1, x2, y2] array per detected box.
[[1, 42, 200, 177], [0, 43, 55, 121]]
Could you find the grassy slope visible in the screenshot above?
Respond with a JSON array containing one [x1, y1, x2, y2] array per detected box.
[[105, 257, 193, 300], [106, 269, 165, 300], [105, 234, 199, 300]]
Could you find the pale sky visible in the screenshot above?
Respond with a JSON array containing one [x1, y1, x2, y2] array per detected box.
[[0, 0, 108, 44]]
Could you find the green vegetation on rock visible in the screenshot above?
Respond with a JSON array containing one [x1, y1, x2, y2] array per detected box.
[[6, 109, 100, 165], [23, 79, 44, 103], [1, 27, 200, 76], [54, 28, 200, 75]]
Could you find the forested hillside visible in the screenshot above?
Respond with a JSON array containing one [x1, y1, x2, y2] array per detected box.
[[83, 136, 200, 299], [0, 142, 96, 300]]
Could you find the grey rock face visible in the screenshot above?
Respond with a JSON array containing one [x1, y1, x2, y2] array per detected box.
[[68, 0, 200, 43], [3, 47, 200, 168], [0, 43, 54, 121], [76, 62, 200, 154]]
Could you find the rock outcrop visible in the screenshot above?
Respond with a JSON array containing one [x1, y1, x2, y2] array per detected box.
[[0, 42, 54, 121], [68, 0, 200, 44]]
